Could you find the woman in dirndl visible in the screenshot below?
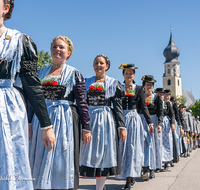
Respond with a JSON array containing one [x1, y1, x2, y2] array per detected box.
[[79, 55, 127, 190], [164, 89, 179, 167], [140, 75, 163, 179], [155, 88, 175, 171], [0, 1, 55, 190], [116, 65, 154, 189], [29, 36, 92, 190]]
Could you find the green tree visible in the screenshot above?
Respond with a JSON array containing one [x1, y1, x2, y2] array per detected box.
[[37, 50, 53, 70], [190, 100, 200, 117]]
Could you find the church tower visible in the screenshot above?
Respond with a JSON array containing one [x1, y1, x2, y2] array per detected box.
[[163, 30, 182, 96]]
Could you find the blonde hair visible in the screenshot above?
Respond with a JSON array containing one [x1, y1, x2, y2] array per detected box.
[[3, 0, 14, 21], [51, 36, 74, 60]]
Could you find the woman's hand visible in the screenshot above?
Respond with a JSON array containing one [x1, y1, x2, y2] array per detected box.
[[120, 128, 127, 142], [157, 125, 162, 133], [28, 123, 32, 141], [82, 130, 92, 145], [149, 124, 154, 134], [42, 128, 56, 152], [171, 124, 175, 131]]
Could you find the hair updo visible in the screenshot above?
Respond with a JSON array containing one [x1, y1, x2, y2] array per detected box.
[[94, 55, 110, 71], [3, 0, 14, 21], [51, 36, 74, 60]]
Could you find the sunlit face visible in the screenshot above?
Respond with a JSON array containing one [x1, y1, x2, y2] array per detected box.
[[93, 57, 108, 76], [156, 92, 164, 100], [144, 82, 154, 93], [123, 69, 135, 84], [51, 39, 71, 63], [179, 107, 186, 113], [164, 93, 171, 102]]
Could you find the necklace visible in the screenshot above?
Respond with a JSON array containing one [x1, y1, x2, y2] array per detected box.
[[125, 83, 132, 86], [95, 75, 105, 80], [53, 63, 65, 68]]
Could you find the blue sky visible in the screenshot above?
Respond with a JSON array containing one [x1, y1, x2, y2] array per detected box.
[[5, 0, 200, 99]]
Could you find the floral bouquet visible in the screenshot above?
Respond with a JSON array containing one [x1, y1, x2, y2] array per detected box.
[[146, 100, 154, 106], [125, 89, 135, 97], [89, 83, 106, 92], [41, 77, 58, 86]]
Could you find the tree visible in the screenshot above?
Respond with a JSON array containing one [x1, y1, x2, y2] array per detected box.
[[190, 100, 200, 117], [175, 95, 187, 106], [37, 50, 53, 70]]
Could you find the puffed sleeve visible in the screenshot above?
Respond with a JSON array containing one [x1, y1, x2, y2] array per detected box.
[[167, 102, 175, 125], [19, 34, 51, 128], [137, 86, 152, 125], [73, 71, 90, 131], [155, 96, 164, 126], [173, 103, 182, 126], [111, 81, 126, 129]]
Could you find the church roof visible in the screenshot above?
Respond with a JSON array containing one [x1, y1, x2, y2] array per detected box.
[[163, 31, 180, 63], [182, 90, 196, 107]]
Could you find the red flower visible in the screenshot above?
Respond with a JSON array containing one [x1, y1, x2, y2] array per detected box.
[[89, 85, 95, 91], [51, 81, 58, 86], [46, 82, 51, 85], [125, 93, 130, 97], [96, 86, 103, 91], [129, 94, 133, 97], [146, 101, 150, 106]]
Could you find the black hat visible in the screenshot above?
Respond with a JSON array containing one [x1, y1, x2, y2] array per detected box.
[[179, 104, 186, 108], [164, 89, 171, 94], [154, 88, 165, 93], [170, 96, 176, 102], [141, 75, 156, 83], [119, 63, 138, 70]]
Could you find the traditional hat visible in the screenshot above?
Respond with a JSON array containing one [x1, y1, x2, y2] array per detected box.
[[154, 88, 165, 93], [141, 75, 156, 83], [164, 89, 171, 94], [179, 104, 186, 108], [170, 96, 176, 102], [119, 63, 138, 70]]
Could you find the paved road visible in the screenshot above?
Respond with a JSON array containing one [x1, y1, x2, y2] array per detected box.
[[79, 148, 200, 190]]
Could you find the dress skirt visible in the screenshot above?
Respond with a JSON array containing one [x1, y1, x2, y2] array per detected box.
[[141, 115, 163, 170], [172, 121, 179, 163], [162, 116, 173, 163], [29, 100, 79, 190], [0, 79, 33, 190], [116, 110, 144, 179], [80, 106, 121, 177]]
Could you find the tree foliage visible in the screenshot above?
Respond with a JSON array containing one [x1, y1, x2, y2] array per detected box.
[[173, 95, 187, 106], [37, 50, 53, 70], [190, 100, 200, 117]]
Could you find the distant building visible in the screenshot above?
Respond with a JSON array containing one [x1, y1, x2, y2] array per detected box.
[[163, 31, 182, 96], [162, 30, 195, 107], [182, 90, 196, 107]]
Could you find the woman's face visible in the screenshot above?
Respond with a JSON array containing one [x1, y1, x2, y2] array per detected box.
[[144, 82, 154, 93], [93, 56, 108, 76], [156, 92, 164, 100], [164, 94, 171, 102], [51, 39, 71, 63], [123, 69, 135, 84]]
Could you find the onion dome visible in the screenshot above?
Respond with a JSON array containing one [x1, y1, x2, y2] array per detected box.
[[163, 31, 180, 63]]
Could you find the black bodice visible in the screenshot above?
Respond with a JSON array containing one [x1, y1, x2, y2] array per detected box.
[[87, 90, 110, 106], [42, 85, 66, 100], [122, 96, 135, 110], [0, 59, 12, 79]]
